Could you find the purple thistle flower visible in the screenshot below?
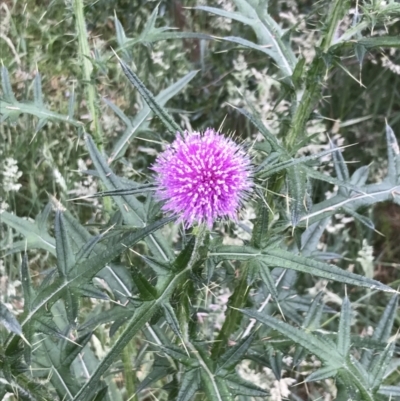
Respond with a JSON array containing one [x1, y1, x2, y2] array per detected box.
[[152, 128, 253, 228]]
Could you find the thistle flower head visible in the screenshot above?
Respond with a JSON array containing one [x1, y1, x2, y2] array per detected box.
[[152, 128, 253, 228]]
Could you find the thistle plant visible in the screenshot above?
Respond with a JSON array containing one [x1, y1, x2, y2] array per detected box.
[[1, 1, 400, 401]]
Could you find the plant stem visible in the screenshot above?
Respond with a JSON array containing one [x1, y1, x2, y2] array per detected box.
[[211, 262, 250, 358], [73, 0, 103, 150]]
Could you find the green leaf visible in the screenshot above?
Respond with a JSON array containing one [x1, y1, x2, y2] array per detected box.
[[294, 291, 325, 365], [0, 302, 23, 337], [301, 217, 331, 255], [114, 13, 128, 50], [110, 70, 198, 161], [378, 385, 400, 397], [225, 373, 269, 397], [240, 308, 343, 366], [60, 332, 92, 368], [267, 348, 283, 380], [358, 36, 400, 49], [0, 210, 56, 255], [1, 66, 16, 103], [197, 2, 296, 77], [176, 368, 200, 401], [162, 303, 183, 339], [264, 248, 394, 293], [200, 369, 235, 401], [259, 146, 348, 178], [337, 297, 352, 357], [350, 166, 369, 187], [136, 356, 174, 393], [258, 260, 279, 300], [216, 334, 255, 374], [78, 305, 132, 333], [370, 342, 395, 389], [55, 210, 76, 277], [118, 59, 182, 135], [195, 6, 254, 25], [174, 235, 196, 271], [306, 366, 338, 382], [211, 246, 394, 292], [131, 270, 157, 301], [234, 108, 282, 152], [4, 216, 172, 353], [343, 207, 375, 230], [140, 4, 159, 39], [361, 295, 398, 369], [85, 133, 173, 262], [331, 141, 349, 195], [302, 291, 324, 331]]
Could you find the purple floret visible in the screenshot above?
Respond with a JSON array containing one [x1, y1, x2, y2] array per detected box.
[[152, 128, 253, 228]]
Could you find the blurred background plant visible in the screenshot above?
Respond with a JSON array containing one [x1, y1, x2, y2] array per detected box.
[[1, 0, 400, 400]]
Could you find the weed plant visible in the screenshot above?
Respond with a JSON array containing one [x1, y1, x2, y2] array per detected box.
[[1, 0, 400, 400]]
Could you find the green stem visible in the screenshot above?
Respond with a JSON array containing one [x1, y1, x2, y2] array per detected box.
[[211, 263, 250, 358], [122, 343, 137, 400], [73, 0, 103, 150]]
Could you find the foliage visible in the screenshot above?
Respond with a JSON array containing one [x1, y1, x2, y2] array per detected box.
[[1, 0, 400, 400]]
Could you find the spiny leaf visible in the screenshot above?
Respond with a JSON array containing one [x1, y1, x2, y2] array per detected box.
[[343, 207, 375, 230], [238, 107, 283, 153], [361, 295, 398, 369], [136, 356, 174, 393], [265, 248, 394, 293], [301, 217, 331, 255], [258, 260, 279, 300], [370, 342, 395, 389], [240, 308, 343, 365], [331, 140, 349, 195], [216, 334, 255, 374], [195, 6, 254, 25], [0, 210, 56, 255], [118, 59, 182, 135], [306, 366, 338, 382], [0, 302, 23, 337], [55, 210, 76, 277], [1, 66, 16, 103], [162, 303, 183, 339], [5, 216, 173, 352], [378, 385, 400, 397], [211, 246, 394, 292], [110, 70, 198, 161], [259, 146, 351, 178], [358, 36, 400, 49], [140, 4, 159, 39], [85, 133, 173, 262], [225, 373, 269, 397], [176, 368, 200, 401], [350, 165, 369, 187]]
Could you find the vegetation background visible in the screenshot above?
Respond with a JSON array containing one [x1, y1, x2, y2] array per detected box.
[[1, 0, 400, 400]]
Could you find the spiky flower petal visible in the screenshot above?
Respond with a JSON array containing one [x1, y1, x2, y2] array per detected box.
[[152, 129, 253, 228]]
